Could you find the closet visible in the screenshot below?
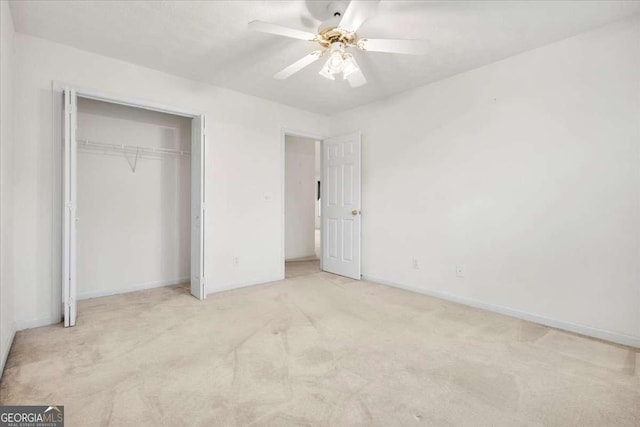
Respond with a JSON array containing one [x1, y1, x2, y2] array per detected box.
[[60, 87, 206, 327], [77, 98, 191, 299]]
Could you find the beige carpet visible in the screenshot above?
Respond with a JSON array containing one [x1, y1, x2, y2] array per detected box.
[[1, 265, 639, 426], [285, 259, 320, 278]]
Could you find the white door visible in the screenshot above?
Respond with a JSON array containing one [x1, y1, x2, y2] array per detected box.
[[191, 115, 206, 299], [63, 88, 78, 327], [322, 132, 361, 279]]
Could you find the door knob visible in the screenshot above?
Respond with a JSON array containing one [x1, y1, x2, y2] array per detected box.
[[351, 210, 360, 216]]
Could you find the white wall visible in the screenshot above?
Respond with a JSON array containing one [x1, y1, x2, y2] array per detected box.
[[11, 33, 327, 329], [0, 0, 16, 374], [285, 135, 317, 260], [330, 16, 640, 346], [76, 98, 191, 299]]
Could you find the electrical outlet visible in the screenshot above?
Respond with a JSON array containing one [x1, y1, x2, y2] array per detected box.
[[233, 256, 240, 267], [412, 259, 419, 269], [455, 264, 465, 278]]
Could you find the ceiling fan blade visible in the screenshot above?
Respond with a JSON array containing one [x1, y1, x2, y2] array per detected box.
[[274, 52, 322, 80], [345, 55, 366, 87], [338, 0, 380, 32], [358, 38, 428, 55], [249, 20, 317, 41]]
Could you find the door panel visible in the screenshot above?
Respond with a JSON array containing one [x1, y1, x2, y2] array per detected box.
[[327, 165, 338, 206], [321, 132, 361, 279], [327, 218, 338, 259], [63, 88, 77, 327], [343, 164, 354, 204], [343, 219, 354, 261], [191, 115, 206, 300]]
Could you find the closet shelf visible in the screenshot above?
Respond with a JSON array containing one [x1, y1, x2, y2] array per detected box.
[[78, 139, 191, 157]]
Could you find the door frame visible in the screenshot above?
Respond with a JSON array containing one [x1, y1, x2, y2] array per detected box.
[[53, 81, 207, 325], [281, 128, 326, 278]]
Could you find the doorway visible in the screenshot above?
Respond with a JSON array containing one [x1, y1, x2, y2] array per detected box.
[[284, 134, 321, 278], [60, 86, 206, 327], [282, 129, 362, 280]]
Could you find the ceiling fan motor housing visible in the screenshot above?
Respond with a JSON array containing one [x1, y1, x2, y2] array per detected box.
[[315, 1, 356, 49]]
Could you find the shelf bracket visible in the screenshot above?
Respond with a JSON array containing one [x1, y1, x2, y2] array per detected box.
[[125, 147, 140, 173]]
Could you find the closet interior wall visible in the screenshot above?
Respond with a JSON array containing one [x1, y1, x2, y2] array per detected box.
[[76, 98, 191, 299]]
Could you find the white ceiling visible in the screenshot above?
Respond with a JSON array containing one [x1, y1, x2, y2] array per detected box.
[[9, 1, 640, 114]]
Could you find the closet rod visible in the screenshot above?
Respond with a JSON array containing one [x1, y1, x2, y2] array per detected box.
[[78, 139, 191, 157]]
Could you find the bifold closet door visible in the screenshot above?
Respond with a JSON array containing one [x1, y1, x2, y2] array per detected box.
[[191, 115, 206, 300], [321, 132, 362, 280], [63, 87, 78, 327]]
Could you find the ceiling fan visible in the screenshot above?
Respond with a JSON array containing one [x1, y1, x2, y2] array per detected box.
[[248, 0, 427, 87]]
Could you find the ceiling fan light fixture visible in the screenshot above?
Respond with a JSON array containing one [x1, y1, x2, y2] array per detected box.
[[326, 42, 347, 74], [319, 63, 336, 80], [326, 51, 345, 73], [318, 42, 361, 81], [342, 53, 358, 79]]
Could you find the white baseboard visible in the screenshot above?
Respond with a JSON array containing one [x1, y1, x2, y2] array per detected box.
[[1, 322, 16, 377], [77, 277, 189, 301], [362, 275, 640, 348], [206, 275, 284, 295], [15, 316, 61, 331], [285, 253, 317, 262], [16, 278, 189, 331]]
